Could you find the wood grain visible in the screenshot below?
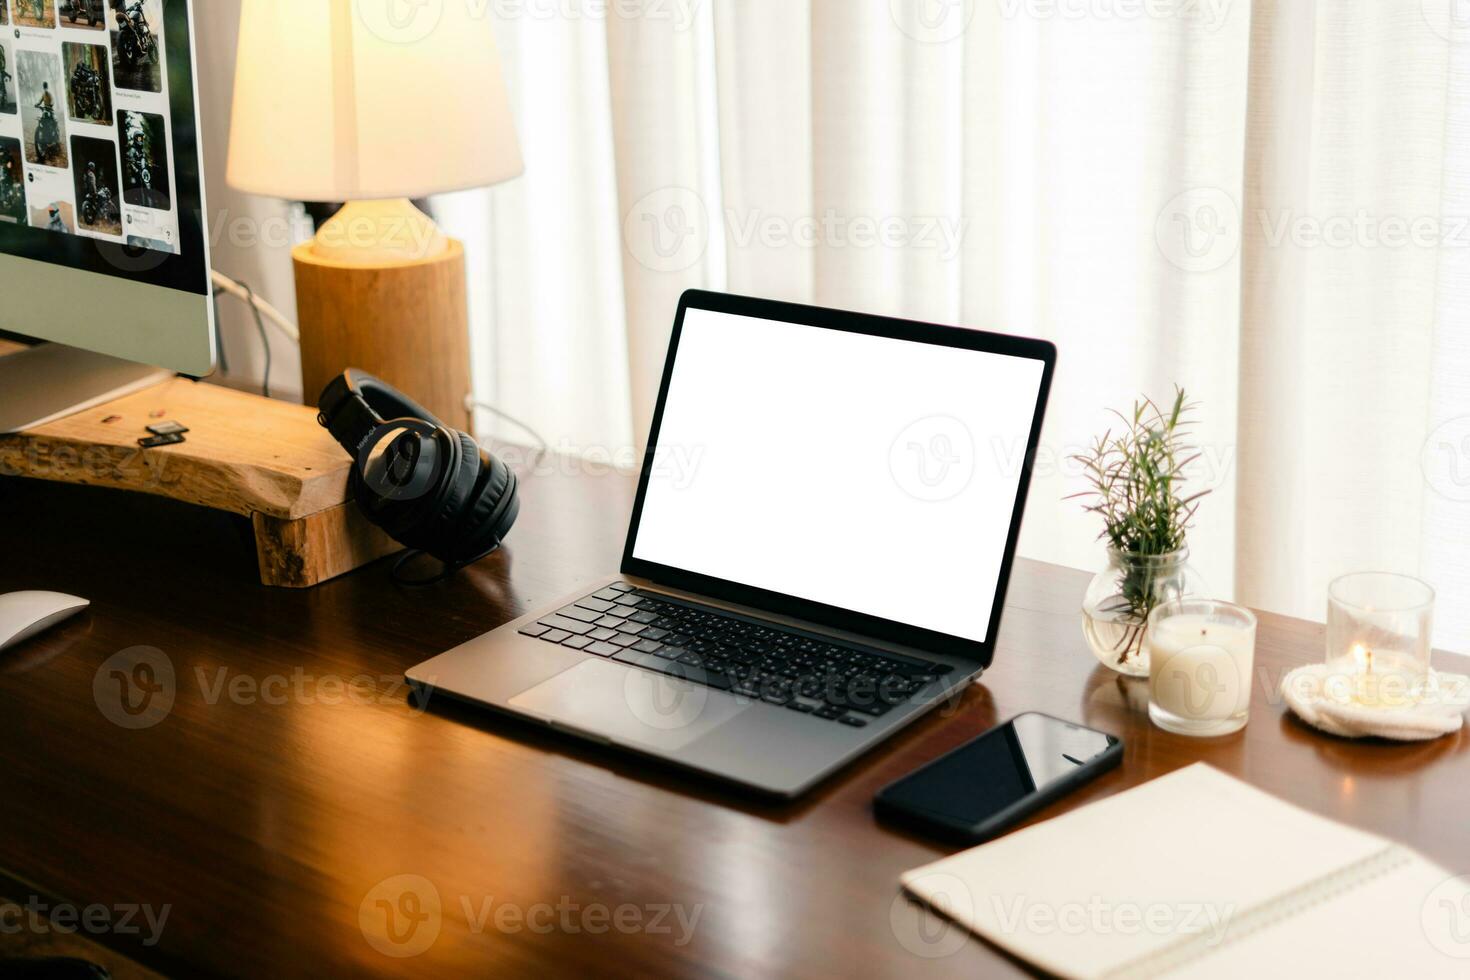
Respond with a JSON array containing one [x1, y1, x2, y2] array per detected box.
[[293, 240, 473, 433], [0, 465, 1465, 978], [253, 502, 399, 589], [0, 373, 401, 588], [0, 376, 353, 520]]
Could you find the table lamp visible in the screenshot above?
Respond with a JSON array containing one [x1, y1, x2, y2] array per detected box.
[[226, 1, 523, 426]]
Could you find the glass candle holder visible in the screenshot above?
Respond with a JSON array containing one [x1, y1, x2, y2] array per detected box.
[[1324, 573, 1434, 709], [1146, 599, 1257, 737]]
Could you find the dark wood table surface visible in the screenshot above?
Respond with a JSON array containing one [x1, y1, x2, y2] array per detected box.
[[2, 458, 1467, 978]]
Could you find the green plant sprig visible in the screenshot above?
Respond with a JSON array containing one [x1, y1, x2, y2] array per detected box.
[[1068, 387, 1210, 665], [1067, 386, 1209, 556]]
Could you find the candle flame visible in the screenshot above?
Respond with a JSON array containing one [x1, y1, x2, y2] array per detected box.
[[1352, 643, 1374, 674]]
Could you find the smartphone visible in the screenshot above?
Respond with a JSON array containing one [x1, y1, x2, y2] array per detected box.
[[874, 712, 1122, 843]]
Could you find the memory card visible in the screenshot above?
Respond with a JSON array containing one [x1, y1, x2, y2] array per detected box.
[[138, 432, 186, 449], [146, 420, 189, 436]]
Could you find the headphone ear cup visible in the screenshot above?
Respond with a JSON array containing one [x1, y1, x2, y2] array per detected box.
[[417, 430, 483, 559], [455, 450, 519, 561], [356, 425, 461, 548], [347, 430, 435, 543]]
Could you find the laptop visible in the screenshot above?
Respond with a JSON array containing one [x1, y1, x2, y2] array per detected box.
[[407, 290, 1055, 797]]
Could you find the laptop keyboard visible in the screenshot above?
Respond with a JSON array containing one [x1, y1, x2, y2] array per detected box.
[[517, 582, 954, 728]]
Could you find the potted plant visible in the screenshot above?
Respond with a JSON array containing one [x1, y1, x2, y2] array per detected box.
[[1070, 387, 1210, 676]]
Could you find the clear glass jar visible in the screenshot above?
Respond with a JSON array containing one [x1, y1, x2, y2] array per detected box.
[[1081, 547, 1196, 677], [1324, 572, 1434, 709]]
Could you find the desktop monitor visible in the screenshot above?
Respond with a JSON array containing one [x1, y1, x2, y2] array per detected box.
[[0, 0, 211, 430]]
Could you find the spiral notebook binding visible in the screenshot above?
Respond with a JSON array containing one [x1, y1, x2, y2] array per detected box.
[[1105, 845, 1415, 980]]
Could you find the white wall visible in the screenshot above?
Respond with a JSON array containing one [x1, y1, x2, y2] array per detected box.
[[194, 0, 304, 401]]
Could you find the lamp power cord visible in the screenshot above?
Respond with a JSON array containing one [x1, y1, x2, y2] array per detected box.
[[209, 269, 550, 457]]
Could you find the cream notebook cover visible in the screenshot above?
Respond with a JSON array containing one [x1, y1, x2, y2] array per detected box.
[[900, 763, 1469, 979]]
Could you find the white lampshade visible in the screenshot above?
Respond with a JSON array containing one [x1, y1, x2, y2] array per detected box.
[[227, 0, 524, 202]]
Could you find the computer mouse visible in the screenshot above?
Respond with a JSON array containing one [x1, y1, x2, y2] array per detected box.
[[0, 957, 111, 980], [0, 591, 90, 653]]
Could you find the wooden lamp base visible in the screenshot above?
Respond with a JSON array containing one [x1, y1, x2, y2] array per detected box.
[[292, 237, 474, 431]]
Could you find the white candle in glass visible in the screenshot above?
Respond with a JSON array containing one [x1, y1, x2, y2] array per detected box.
[[1147, 601, 1256, 737]]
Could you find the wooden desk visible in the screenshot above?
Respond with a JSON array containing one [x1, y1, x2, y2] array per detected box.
[[1, 462, 1466, 977]]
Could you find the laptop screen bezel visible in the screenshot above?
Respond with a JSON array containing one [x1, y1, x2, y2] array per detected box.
[[620, 290, 1056, 668]]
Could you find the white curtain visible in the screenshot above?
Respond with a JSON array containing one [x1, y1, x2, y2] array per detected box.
[[420, 0, 1469, 652]]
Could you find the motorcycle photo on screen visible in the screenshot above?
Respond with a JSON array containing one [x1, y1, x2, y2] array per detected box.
[[18, 51, 68, 168], [14, 0, 56, 30], [63, 0, 105, 27], [0, 138, 24, 224], [120, 108, 168, 209], [0, 42, 14, 116], [64, 42, 111, 124], [31, 200, 74, 235], [72, 60, 101, 116], [80, 164, 117, 226], [33, 85, 61, 163], [127, 131, 150, 191], [109, 0, 160, 92], [72, 136, 123, 235]]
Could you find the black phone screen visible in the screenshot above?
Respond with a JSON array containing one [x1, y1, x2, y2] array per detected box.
[[882, 713, 1118, 827]]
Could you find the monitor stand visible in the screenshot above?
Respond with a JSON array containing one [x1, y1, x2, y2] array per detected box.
[[0, 371, 401, 588], [0, 343, 173, 433]]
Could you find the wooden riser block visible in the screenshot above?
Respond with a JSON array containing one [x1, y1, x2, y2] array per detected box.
[[0, 375, 400, 588], [253, 502, 398, 589]]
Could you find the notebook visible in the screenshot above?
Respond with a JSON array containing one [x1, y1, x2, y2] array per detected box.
[[899, 763, 1468, 979]]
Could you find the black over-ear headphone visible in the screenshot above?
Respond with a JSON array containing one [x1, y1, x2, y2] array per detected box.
[[317, 370, 519, 582]]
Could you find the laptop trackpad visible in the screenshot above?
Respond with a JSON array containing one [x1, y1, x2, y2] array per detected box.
[[509, 659, 749, 752]]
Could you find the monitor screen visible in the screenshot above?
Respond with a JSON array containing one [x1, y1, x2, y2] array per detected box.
[[628, 303, 1050, 647], [0, 0, 206, 295]]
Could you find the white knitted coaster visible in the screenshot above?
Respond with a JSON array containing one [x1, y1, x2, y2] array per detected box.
[[1280, 664, 1470, 740]]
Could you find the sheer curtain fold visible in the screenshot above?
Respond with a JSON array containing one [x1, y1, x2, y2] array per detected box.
[[604, 5, 723, 442], [1237, 1, 1456, 626], [712, 1, 814, 302], [1422, 4, 1470, 650], [435, 0, 1470, 650], [810, 1, 965, 322], [437, 9, 635, 455]]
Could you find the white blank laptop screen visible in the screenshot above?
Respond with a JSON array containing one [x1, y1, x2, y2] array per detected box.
[[631, 308, 1047, 645]]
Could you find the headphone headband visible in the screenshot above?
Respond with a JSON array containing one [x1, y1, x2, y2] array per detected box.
[[317, 369, 445, 455]]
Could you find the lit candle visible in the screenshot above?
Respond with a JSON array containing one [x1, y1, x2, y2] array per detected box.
[[1325, 573, 1434, 710], [1325, 643, 1425, 709]]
